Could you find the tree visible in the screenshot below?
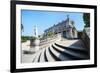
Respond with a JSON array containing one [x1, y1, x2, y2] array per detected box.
[[47, 32, 54, 38], [83, 13, 90, 27]]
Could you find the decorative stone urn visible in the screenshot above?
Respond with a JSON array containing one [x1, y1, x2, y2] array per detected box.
[[30, 37, 40, 52]]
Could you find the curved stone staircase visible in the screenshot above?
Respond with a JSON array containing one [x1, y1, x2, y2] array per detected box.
[[32, 42, 90, 62]]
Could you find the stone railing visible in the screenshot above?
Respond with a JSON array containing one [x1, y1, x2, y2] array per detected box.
[[82, 31, 90, 49], [78, 27, 90, 49], [39, 33, 62, 49], [29, 33, 62, 52]]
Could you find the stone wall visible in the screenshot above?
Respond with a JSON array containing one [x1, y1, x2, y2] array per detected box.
[[82, 31, 90, 49], [78, 28, 90, 49]]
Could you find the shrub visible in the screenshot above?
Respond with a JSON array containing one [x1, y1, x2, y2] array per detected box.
[[21, 36, 33, 43]]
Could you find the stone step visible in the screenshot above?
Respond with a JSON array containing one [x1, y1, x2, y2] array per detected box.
[[33, 50, 43, 62], [39, 48, 47, 62], [53, 43, 88, 60], [45, 47, 55, 62], [48, 46, 61, 61], [44, 49, 48, 62], [55, 43, 89, 56], [32, 41, 89, 62], [49, 45, 70, 61], [56, 39, 87, 51]]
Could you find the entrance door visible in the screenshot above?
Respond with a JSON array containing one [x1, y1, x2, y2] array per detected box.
[[62, 31, 66, 38]]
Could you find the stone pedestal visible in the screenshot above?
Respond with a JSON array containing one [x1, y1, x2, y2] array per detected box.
[[30, 39, 40, 52]]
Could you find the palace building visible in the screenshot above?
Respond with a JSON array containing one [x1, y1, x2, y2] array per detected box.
[[44, 16, 78, 39]]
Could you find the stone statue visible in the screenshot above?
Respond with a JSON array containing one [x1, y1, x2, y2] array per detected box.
[[34, 25, 38, 38]]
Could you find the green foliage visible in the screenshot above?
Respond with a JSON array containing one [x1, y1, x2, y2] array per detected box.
[[40, 35, 47, 40], [21, 36, 36, 42], [40, 32, 55, 40], [46, 32, 55, 38], [21, 36, 27, 42], [83, 13, 90, 27], [30, 37, 39, 40]]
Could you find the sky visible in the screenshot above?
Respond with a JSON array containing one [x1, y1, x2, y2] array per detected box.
[[21, 10, 85, 36]]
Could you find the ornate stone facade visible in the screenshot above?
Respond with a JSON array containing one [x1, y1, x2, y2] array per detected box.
[[44, 16, 78, 39]]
